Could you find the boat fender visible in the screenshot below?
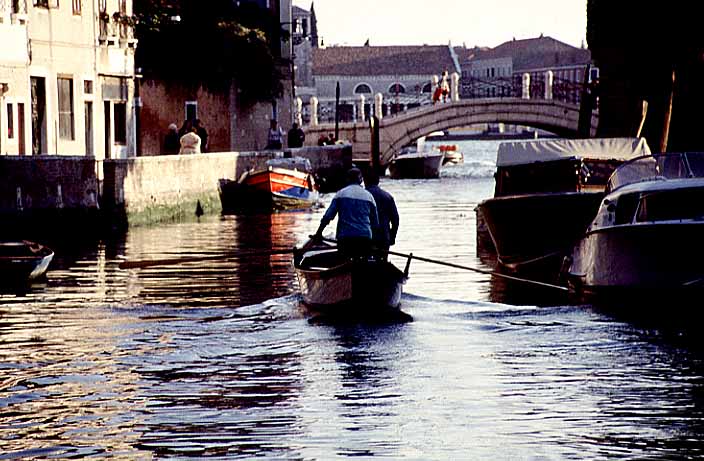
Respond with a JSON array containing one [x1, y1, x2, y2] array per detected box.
[[404, 253, 413, 277]]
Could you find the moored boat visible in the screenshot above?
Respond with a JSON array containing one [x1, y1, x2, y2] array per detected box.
[[0, 241, 54, 285], [219, 157, 319, 213], [388, 146, 444, 179], [565, 152, 704, 299], [476, 137, 651, 278], [293, 240, 408, 317], [437, 144, 464, 165]]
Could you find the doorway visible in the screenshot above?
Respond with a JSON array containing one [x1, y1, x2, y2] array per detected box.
[[103, 100, 111, 159], [85, 101, 94, 156], [30, 77, 46, 155], [18, 102, 26, 156]]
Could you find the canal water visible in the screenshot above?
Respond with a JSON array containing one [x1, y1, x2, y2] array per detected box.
[[3, 140, 704, 459]]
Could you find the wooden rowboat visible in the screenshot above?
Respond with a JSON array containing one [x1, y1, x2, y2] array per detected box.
[[219, 157, 319, 213], [293, 240, 409, 318], [0, 241, 54, 284]]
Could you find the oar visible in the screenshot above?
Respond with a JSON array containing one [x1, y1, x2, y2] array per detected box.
[[315, 236, 568, 292], [119, 248, 296, 270]]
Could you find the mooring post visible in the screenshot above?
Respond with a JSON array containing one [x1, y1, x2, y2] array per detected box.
[[310, 96, 318, 126]]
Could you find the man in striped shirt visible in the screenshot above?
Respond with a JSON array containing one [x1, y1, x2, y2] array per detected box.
[[313, 167, 379, 259]]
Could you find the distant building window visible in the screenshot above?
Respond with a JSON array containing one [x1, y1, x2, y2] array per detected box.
[[72, 0, 81, 14], [57, 77, 75, 140], [185, 101, 197, 121], [421, 82, 432, 93], [84, 80, 93, 94], [354, 83, 372, 94], [114, 102, 127, 145], [388, 83, 406, 94], [33, 0, 49, 7], [6, 104, 14, 139], [590, 67, 600, 82]]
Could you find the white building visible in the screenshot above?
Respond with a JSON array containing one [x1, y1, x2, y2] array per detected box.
[[0, 0, 137, 159]]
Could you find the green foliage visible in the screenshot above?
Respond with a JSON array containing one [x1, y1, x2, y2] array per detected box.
[[134, 0, 284, 105]]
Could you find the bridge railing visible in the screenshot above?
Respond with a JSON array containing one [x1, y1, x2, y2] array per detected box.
[[460, 75, 590, 105]]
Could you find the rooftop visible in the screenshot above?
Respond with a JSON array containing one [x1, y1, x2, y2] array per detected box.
[[313, 45, 458, 76], [470, 36, 591, 70]]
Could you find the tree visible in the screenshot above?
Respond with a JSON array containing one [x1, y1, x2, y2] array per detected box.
[[134, 0, 284, 105]]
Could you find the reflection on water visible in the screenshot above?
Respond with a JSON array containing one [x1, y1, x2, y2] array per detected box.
[[3, 141, 704, 459]]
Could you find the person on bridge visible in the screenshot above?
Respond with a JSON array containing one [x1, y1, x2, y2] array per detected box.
[[313, 167, 379, 260], [363, 170, 399, 258]]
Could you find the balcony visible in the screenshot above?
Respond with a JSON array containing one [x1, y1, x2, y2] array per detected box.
[[0, 0, 27, 63], [0, 0, 27, 24]]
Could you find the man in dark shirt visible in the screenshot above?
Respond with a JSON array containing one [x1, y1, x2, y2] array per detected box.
[[287, 122, 305, 148], [363, 170, 399, 257]]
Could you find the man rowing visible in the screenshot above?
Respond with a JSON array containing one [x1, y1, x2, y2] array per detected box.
[[313, 167, 379, 259]]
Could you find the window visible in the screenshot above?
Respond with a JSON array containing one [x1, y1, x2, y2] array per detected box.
[[84, 80, 93, 94], [113, 102, 126, 145], [33, 0, 49, 7], [388, 83, 406, 94], [354, 83, 372, 94], [57, 77, 74, 140], [6, 104, 13, 139], [72, 0, 80, 14], [421, 82, 432, 93]]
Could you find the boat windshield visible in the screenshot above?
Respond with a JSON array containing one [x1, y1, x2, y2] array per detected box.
[[606, 152, 704, 193]]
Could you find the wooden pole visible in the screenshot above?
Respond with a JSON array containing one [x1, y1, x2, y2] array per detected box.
[[635, 100, 648, 138], [334, 81, 340, 141], [660, 70, 675, 153], [370, 115, 380, 174]]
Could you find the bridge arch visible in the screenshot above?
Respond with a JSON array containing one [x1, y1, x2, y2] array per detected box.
[[303, 97, 598, 164]]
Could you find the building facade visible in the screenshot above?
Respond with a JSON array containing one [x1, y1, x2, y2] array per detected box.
[[310, 45, 459, 124], [137, 0, 295, 154], [460, 36, 595, 103], [0, 0, 138, 159]]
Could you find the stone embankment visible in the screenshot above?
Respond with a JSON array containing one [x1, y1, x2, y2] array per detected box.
[[0, 144, 351, 234]]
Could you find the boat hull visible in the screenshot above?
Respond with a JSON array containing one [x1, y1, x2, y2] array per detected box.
[[477, 191, 604, 274], [0, 241, 54, 285], [294, 248, 406, 315], [388, 153, 444, 179], [567, 222, 704, 294], [219, 168, 318, 212]]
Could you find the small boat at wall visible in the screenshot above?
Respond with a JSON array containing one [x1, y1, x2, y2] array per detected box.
[[0, 241, 54, 285], [293, 240, 409, 318], [476, 137, 651, 278], [565, 152, 704, 299], [219, 157, 319, 213]]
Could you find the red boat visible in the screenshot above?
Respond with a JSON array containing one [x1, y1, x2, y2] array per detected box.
[[219, 158, 319, 212]]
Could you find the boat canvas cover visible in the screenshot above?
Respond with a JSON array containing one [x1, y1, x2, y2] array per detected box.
[[266, 157, 313, 172], [496, 138, 651, 167]]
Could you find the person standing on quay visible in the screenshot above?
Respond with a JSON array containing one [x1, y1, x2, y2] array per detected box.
[[163, 123, 180, 155], [364, 170, 399, 257], [194, 119, 208, 152], [313, 167, 379, 260], [179, 126, 201, 154], [266, 119, 284, 149], [287, 122, 305, 148]]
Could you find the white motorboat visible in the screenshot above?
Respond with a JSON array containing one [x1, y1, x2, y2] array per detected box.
[[565, 151, 704, 297]]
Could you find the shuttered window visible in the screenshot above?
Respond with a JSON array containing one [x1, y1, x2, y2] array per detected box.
[[57, 77, 75, 140]]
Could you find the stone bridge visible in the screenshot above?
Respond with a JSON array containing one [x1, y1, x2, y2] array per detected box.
[[303, 97, 598, 164]]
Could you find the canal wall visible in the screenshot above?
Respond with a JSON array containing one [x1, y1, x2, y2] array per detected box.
[[0, 144, 352, 233]]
